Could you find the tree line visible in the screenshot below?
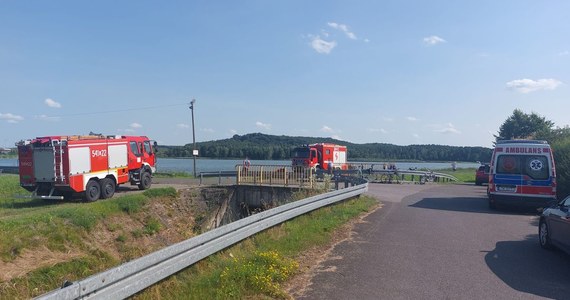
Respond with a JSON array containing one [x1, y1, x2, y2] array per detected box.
[[158, 133, 492, 163]]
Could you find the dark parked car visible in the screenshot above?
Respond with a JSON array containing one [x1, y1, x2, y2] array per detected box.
[[475, 164, 490, 186], [539, 196, 570, 255]]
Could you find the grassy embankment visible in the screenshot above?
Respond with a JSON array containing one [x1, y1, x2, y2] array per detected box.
[[439, 168, 476, 183], [0, 174, 377, 299]]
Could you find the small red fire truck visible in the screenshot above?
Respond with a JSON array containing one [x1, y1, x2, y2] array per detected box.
[[291, 143, 348, 170], [17, 134, 157, 201]]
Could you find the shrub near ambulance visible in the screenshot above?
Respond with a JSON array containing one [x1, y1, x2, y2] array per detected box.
[[488, 140, 557, 209]]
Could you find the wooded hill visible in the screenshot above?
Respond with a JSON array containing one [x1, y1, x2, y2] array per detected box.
[[158, 133, 492, 163]]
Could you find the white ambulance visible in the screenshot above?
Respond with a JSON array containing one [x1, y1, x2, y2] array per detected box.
[[488, 140, 557, 209]]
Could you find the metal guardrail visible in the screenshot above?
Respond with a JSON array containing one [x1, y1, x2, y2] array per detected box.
[[366, 169, 458, 184], [35, 179, 368, 300], [0, 166, 19, 174], [198, 170, 237, 185]]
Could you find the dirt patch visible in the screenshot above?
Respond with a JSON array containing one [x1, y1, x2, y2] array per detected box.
[[283, 202, 382, 299], [0, 246, 84, 282]]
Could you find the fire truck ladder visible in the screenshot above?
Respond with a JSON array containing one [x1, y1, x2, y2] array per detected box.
[[52, 139, 66, 183]]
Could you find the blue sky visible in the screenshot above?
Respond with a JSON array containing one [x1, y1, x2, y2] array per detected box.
[[1, 1, 569, 148]]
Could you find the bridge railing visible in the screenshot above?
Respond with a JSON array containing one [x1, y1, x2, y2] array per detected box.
[[341, 164, 458, 184], [236, 164, 315, 188]]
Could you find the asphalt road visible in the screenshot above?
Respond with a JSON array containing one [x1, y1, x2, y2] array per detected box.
[[299, 184, 570, 300]]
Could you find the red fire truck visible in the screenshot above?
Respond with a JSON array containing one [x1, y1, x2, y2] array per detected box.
[[291, 143, 348, 170], [17, 135, 157, 201]]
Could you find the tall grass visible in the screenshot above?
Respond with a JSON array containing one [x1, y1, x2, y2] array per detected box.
[[135, 195, 378, 299]]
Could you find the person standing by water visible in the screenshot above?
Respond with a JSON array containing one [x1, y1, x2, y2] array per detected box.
[[243, 156, 251, 173]]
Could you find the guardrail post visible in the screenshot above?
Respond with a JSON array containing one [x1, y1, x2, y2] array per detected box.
[[200, 173, 203, 185], [260, 166, 264, 185], [218, 171, 222, 185]]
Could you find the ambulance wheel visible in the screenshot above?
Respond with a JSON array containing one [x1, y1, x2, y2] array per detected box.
[[138, 172, 152, 190], [84, 180, 101, 202], [100, 178, 116, 199]]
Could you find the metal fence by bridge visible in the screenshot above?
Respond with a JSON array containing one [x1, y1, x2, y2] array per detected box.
[[234, 164, 458, 187], [236, 164, 316, 188]]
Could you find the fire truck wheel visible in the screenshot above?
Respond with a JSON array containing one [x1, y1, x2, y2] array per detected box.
[[138, 172, 152, 190], [100, 178, 116, 199], [84, 179, 101, 202]]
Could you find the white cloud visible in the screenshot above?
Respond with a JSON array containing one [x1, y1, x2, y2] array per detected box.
[[406, 116, 419, 122], [423, 35, 446, 46], [368, 128, 387, 133], [256, 121, 271, 130], [558, 50, 569, 56], [310, 36, 337, 54], [506, 78, 563, 93], [44, 98, 61, 108], [320, 125, 334, 133], [435, 123, 461, 134], [35, 114, 60, 122], [327, 22, 357, 40], [230, 129, 238, 135], [177, 123, 190, 129], [364, 38, 370, 43], [130, 122, 143, 129], [0, 113, 24, 123]]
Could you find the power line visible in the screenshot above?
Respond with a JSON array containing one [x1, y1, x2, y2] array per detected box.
[[42, 103, 187, 118]]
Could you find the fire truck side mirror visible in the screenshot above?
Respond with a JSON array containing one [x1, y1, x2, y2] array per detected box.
[[153, 141, 158, 153]]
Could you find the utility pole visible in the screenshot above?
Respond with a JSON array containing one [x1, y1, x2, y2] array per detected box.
[[189, 99, 197, 177]]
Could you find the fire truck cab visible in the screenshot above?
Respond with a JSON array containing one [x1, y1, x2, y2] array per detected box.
[[291, 143, 348, 170], [17, 134, 157, 202]]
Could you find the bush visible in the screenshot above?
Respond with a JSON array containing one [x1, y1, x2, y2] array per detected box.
[[552, 136, 570, 199]]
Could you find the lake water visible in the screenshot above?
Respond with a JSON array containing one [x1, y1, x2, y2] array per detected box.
[[1, 157, 480, 173]]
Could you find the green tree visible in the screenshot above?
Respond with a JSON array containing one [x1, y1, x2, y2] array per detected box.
[[495, 109, 554, 142]]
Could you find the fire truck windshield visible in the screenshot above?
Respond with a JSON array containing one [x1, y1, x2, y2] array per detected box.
[[291, 147, 310, 158]]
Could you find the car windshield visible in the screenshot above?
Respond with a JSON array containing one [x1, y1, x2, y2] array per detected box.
[[496, 155, 549, 180]]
